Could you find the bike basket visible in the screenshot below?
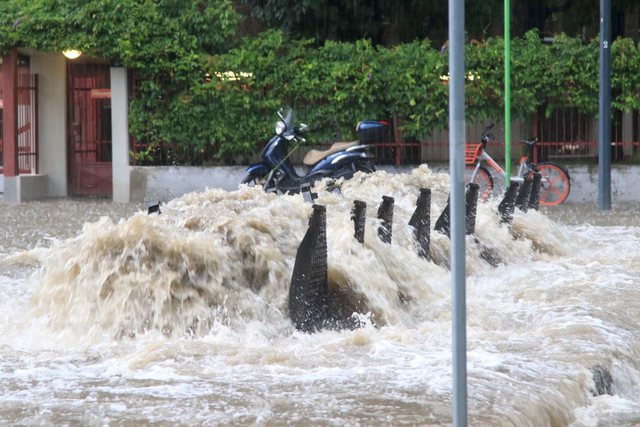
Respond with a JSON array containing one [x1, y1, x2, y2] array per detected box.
[[465, 144, 482, 165]]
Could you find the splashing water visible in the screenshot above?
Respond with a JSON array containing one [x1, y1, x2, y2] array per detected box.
[[1, 165, 640, 425]]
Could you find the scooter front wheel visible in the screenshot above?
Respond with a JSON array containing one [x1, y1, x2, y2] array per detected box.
[[240, 173, 256, 185], [354, 159, 376, 173], [334, 160, 376, 180], [241, 173, 265, 187]]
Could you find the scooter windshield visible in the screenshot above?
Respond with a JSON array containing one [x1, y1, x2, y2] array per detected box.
[[283, 108, 295, 129]]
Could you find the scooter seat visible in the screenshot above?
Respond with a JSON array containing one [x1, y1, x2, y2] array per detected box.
[[303, 141, 359, 166]]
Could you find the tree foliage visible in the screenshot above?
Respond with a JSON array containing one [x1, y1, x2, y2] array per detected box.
[[241, 0, 640, 46], [1, 2, 640, 164], [184, 30, 640, 161], [0, 0, 239, 160]]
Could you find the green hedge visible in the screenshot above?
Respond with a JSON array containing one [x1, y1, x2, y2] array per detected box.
[[1, 2, 639, 162], [176, 30, 639, 161], [0, 0, 239, 162]]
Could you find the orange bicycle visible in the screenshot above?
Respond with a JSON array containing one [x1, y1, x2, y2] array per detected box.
[[465, 124, 571, 206]]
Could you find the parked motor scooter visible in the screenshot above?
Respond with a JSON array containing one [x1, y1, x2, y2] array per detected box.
[[241, 108, 386, 193]]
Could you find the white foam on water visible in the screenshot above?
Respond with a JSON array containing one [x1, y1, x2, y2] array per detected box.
[[1, 166, 639, 425]]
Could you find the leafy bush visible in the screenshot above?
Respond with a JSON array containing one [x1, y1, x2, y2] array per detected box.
[[1, 4, 639, 163], [199, 30, 640, 158]]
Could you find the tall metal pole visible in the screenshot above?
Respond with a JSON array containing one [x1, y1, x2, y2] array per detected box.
[[448, 0, 467, 424], [504, 0, 512, 184], [598, 0, 612, 210]]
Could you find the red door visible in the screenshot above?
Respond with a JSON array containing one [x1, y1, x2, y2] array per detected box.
[[68, 63, 112, 197]]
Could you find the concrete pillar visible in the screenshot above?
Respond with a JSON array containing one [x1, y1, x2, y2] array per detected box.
[[2, 49, 18, 177], [30, 52, 68, 197], [3, 49, 19, 203], [110, 67, 130, 203]]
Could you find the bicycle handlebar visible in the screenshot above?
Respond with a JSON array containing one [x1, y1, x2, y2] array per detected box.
[[481, 123, 495, 145]]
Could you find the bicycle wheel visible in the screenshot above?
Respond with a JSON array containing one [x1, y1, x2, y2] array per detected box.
[[465, 165, 494, 201], [536, 162, 570, 206]]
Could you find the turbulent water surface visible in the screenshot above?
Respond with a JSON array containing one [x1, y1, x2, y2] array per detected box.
[[1, 166, 640, 426]]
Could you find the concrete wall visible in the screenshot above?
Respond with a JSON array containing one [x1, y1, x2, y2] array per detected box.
[[567, 164, 639, 203], [29, 51, 68, 197], [130, 166, 247, 203], [3, 50, 67, 203], [127, 163, 640, 205], [3, 175, 48, 202]]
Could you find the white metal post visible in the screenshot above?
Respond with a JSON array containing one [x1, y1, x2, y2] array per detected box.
[[448, 0, 468, 425]]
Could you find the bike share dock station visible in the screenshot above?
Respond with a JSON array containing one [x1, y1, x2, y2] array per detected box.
[[283, 174, 541, 332], [270, 175, 614, 398], [144, 166, 547, 333], [464, 124, 571, 206]]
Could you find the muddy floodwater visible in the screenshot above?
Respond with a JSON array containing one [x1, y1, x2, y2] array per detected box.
[[1, 166, 640, 426]]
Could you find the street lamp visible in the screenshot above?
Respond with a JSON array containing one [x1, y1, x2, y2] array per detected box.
[[62, 50, 82, 60]]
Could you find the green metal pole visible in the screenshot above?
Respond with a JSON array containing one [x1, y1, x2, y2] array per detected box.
[[504, 0, 511, 184]]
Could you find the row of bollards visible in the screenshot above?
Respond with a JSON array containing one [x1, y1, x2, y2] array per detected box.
[[143, 176, 540, 332], [352, 189, 434, 258], [289, 176, 543, 331]]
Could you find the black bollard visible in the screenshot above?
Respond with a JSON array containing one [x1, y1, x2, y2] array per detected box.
[[435, 189, 479, 238], [434, 196, 451, 237], [288, 204, 329, 332], [528, 172, 542, 210], [465, 183, 479, 235], [590, 365, 614, 396], [409, 188, 431, 259], [498, 182, 520, 224], [515, 178, 532, 213], [377, 196, 394, 244], [351, 200, 367, 244], [147, 202, 161, 215]]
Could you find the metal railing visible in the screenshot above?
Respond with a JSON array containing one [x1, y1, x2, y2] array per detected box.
[[0, 72, 38, 174], [17, 73, 38, 174], [129, 108, 640, 167]]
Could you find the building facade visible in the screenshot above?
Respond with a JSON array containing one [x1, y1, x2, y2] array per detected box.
[[0, 48, 131, 203]]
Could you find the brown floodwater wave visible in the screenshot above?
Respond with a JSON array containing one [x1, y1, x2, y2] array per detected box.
[[23, 167, 566, 341], [1, 165, 639, 426]]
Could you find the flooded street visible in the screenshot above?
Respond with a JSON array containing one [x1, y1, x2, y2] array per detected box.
[[1, 167, 640, 426]]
